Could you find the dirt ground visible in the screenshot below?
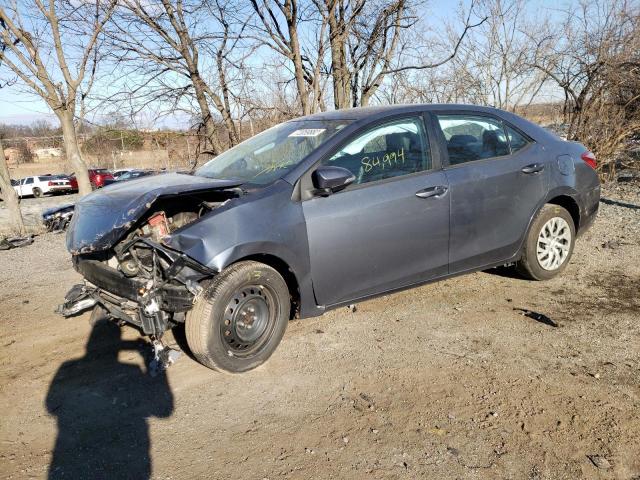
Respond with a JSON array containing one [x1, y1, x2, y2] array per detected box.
[[0, 183, 638, 480]]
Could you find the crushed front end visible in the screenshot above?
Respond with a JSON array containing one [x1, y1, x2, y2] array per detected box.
[[57, 173, 243, 338], [60, 235, 211, 336]]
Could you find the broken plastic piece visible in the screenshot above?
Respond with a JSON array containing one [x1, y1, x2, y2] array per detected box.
[[149, 340, 183, 376], [0, 235, 34, 250], [55, 284, 97, 317], [514, 308, 558, 327]]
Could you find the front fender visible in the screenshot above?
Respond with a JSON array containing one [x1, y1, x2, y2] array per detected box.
[[163, 180, 323, 318]]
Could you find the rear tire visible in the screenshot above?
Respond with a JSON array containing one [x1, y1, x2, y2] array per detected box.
[[32, 187, 42, 198], [516, 204, 576, 280], [186, 261, 290, 373]]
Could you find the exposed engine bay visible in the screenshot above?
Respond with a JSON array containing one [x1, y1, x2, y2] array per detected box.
[[57, 188, 242, 339]]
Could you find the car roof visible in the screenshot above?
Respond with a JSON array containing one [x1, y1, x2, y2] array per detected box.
[[288, 103, 559, 144], [289, 104, 506, 122]]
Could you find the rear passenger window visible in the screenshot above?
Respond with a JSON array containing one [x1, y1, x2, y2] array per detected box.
[[505, 125, 530, 153], [25, 177, 34, 184], [326, 117, 431, 185], [436, 114, 509, 165]]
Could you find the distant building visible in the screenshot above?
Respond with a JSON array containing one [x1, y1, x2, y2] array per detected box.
[[34, 147, 63, 159]]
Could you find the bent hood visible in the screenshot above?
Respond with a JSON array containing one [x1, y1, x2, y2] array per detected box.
[[66, 173, 242, 254]]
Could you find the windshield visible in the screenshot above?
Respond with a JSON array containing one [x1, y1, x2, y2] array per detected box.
[[196, 120, 350, 185]]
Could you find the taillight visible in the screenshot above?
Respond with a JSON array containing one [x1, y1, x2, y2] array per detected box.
[[48, 181, 54, 186], [581, 151, 596, 169]]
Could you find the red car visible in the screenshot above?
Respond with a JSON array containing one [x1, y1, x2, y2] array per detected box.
[[68, 169, 114, 190]]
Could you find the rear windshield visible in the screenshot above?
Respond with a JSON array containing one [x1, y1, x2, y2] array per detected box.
[[196, 120, 351, 185]]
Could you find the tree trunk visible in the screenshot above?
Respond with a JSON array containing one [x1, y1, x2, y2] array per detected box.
[[191, 73, 224, 157], [328, 3, 350, 110], [58, 110, 92, 196], [285, 0, 310, 115], [0, 139, 26, 235]]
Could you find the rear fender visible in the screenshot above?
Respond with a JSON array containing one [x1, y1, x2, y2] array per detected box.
[[515, 186, 580, 259]]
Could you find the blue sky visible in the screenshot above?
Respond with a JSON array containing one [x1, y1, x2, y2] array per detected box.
[[0, 0, 578, 127]]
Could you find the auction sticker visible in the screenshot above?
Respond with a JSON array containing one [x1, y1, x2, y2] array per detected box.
[[288, 129, 326, 137]]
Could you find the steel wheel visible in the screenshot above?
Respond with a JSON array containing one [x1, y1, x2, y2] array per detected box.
[[187, 261, 290, 372], [536, 217, 572, 270], [221, 285, 278, 356]]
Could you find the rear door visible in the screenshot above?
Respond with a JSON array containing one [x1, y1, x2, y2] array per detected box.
[[431, 112, 548, 273], [302, 115, 450, 306]]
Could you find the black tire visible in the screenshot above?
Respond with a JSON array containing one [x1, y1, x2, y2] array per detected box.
[[186, 261, 290, 373], [516, 204, 576, 280], [32, 187, 42, 198]]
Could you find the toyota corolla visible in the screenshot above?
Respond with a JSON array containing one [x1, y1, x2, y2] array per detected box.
[[59, 104, 600, 373]]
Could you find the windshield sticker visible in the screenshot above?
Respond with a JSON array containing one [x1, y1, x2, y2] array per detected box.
[[288, 129, 326, 137]]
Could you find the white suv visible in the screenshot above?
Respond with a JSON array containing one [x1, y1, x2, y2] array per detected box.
[[13, 175, 72, 198]]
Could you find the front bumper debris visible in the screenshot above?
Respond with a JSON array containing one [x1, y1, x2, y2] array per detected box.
[[74, 258, 196, 313], [55, 284, 97, 316], [57, 239, 212, 337]]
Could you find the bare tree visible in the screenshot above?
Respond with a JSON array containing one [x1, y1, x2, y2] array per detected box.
[[250, 0, 335, 114], [324, 0, 488, 108], [108, 0, 253, 163], [0, 139, 25, 235], [531, 0, 640, 173], [324, 0, 362, 109], [251, 0, 486, 111], [0, 1, 116, 196], [439, 0, 540, 110]]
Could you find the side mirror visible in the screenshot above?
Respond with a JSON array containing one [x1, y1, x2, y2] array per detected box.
[[311, 166, 355, 195]]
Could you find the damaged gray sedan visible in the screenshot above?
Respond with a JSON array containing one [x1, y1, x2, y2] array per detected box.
[[60, 104, 600, 372]]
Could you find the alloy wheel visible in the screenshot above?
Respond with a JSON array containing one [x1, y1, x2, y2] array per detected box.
[[536, 217, 572, 270]]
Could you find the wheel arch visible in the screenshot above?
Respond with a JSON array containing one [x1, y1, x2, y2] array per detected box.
[[231, 253, 301, 319], [546, 194, 580, 231], [515, 188, 580, 261]]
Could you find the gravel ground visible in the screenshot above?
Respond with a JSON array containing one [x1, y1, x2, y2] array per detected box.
[[0, 182, 638, 479]]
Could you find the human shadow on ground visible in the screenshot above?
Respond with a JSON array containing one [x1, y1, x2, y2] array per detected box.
[[46, 320, 174, 480]]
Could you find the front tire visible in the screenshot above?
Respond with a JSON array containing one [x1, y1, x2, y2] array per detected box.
[[32, 187, 42, 198], [186, 261, 290, 373], [516, 204, 576, 280]]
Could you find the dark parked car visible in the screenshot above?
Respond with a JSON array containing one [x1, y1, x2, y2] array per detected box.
[[68, 168, 114, 190], [59, 104, 600, 373], [103, 169, 157, 186]]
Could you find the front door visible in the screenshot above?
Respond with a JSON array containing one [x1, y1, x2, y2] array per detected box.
[[302, 116, 450, 307], [432, 112, 549, 272]]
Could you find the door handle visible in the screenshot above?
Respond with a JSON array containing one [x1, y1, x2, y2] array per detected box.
[[521, 163, 545, 174], [416, 185, 448, 199]]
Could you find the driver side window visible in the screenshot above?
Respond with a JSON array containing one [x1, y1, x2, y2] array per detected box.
[[325, 117, 431, 185]]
